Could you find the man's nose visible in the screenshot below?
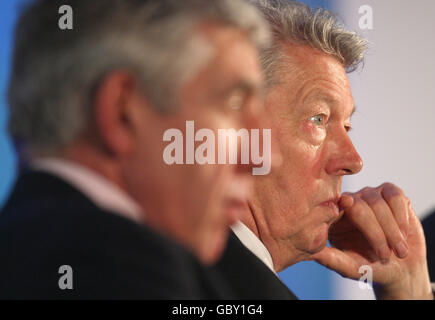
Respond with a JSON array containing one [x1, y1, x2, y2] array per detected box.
[[325, 129, 363, 176]]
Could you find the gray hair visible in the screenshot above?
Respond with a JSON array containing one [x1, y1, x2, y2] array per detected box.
[[8, 0, 270, 153], [250, 0, 368, 87]]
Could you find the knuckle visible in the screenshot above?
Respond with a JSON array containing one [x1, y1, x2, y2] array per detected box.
[[380, 182, 395, 189], [390, 232, 404, 244], [382, 182, 404, 195], [361, 190, 383, 207], [384, 189, 403, 203], [359, 186, 372, 195], [378, 182, 395, 188]]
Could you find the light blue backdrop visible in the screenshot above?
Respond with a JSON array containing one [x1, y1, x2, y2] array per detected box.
[[0, 0, 337, 300], [0, 0, 19, 208]]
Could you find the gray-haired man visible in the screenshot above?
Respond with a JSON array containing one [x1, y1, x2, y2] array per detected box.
[[0, 0, 269, 299], [217, 0, 434, 300]]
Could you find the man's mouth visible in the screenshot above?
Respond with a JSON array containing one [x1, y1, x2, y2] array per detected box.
[[223, 178, 251, 223], [224, 198, 247, 224], [319, 198, 341, 223]]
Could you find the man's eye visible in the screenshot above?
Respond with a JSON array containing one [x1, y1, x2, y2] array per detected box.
[[309, 114, 325, 126], [227, 90, 246, 110]]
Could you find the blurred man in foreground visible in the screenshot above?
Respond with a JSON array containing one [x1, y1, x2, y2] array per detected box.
[[217, 0, 433, 300], [0, 0, 269, 299]]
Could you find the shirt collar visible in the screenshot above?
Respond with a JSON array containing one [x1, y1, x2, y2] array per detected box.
[[231, 220, 277, 274], [32, 157, 144, 224]]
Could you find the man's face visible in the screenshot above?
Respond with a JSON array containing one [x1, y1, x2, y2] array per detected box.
[[125, 25, 264, 264], [252, 44, 363, 268]]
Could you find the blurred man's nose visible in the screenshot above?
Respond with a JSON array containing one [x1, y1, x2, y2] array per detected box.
[[235, 98, 262, 174], [325, 128, 363, 176], [245, 94, 264, 131], [247, 94, 282, 174], [237, 96, 281, 175]]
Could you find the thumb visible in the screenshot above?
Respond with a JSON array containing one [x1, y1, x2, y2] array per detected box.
[[339, 193, 354, 211], [310, 246, 360, 279]]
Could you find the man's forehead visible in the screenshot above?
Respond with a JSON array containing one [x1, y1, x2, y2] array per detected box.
[[273, 45, 352, 105], [303, 86, 354, 105], [280, 43, 350, 88], [188, 25, 262, 92]]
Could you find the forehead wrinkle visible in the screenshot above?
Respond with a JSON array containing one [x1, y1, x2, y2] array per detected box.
[[303, 89, 338, 106], [299, 84, 342, 109]]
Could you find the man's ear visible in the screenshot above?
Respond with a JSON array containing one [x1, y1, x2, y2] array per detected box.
[[93, 71, 138, 158]]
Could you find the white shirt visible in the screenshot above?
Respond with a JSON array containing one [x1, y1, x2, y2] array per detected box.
[[231, 220, 277, 275], [32, 158, 144, 224]]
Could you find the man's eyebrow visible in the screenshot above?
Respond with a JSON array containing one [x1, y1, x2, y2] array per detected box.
[[303, 90, 339, 106], [237, 80, 262, 93], [303, 91, 357, 118], [224, 79, 264, 98]]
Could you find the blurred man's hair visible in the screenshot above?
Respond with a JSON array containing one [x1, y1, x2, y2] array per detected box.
[[8, 0, 270, 153], [250, 0, 368, 87]]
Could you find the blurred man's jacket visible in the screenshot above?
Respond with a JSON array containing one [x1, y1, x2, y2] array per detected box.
[[0, 159, 233, 299]]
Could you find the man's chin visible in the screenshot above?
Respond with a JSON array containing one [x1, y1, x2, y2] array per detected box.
[[307, 223, 329, 254], [200, 231, 228, 265]]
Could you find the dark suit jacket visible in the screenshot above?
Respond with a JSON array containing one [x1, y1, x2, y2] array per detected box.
[[0, 170, 232, 299], [422, 210, 435, 282], [216, 231, 297, 299]]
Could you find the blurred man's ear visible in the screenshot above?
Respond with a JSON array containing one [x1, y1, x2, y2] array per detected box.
[[93, 71, 138, 158]]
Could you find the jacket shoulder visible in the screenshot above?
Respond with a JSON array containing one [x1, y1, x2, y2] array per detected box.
[[217, 231, 297, 300]]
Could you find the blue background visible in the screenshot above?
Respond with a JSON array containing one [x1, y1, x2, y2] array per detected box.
[[0, 0, 336, 299], [0, 0, 20, 208]]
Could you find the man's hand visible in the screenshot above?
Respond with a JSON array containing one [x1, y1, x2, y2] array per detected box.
[[310, 183, 433, 300]]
